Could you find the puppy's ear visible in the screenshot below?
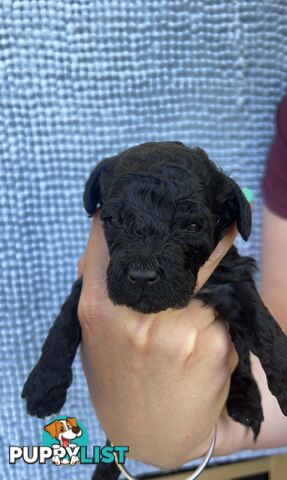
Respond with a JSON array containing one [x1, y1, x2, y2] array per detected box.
[[83, 156, 117, 216], [44, 420, 60, 439], [66, 417, 77, 428], [213, 174, 252, 241], [188, 147, 251, 241]]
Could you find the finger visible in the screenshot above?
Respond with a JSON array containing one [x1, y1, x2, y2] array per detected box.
[[194, 224, 238, 293], [77, 255, 85, 277], [193, 318, 239, 379], [81, 210, 110, 300]]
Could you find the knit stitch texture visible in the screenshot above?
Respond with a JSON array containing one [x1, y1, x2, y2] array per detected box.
[[1, 1, 287, 478]]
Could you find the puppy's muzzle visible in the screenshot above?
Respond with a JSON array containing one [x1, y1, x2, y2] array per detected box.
[[128, 268, 159, 285]]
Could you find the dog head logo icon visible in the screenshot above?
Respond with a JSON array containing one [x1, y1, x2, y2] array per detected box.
[[43, 417, 83, 465]]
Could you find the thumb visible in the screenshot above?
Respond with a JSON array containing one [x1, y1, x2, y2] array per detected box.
[[80, 210, 110, 304], [194, 224, 238, 293]]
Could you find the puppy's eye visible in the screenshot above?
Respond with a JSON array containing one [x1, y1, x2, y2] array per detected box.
[[60, 426, 65, 431], [184, 223, 201, 233], [103, 216, 121, 228]]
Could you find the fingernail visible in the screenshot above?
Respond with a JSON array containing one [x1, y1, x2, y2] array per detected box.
[[209, 225, 236, 263], [209, 239, 225, 262]]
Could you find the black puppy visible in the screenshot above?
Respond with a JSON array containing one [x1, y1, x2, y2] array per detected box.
[[22, 141, 287, 479]]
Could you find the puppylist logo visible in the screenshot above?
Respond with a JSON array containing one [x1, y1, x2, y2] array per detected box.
[[42, 416, 87, 466], [9, 416, 128, 466]]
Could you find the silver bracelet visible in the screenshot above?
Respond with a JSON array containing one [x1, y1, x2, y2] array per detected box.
[[112, 426, 216, 480]]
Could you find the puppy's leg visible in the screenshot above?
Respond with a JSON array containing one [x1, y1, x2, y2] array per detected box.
[[242, 285, 287, 416], [92, 461, 121, 480], [226, 328, 263, 439], [22, 277, 82, 418], [198, 277, 287, 423], [92, 440, 121, 480]]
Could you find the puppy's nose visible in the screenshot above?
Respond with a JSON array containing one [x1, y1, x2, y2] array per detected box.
[[72, 426, 80, 434], [128, 269, 159, 285]]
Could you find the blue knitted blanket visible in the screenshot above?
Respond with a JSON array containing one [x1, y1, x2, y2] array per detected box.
[[1, 1, 287, 478]]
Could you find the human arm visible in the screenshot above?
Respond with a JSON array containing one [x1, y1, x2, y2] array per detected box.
[[261, 207, 287, 334]]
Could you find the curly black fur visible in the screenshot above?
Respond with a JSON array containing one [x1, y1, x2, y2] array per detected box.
[[22, 141, 287, 479]]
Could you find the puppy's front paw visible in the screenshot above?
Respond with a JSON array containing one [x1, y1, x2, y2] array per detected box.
[[266, 371, 287, 416], [227, 377, 264, 440], [21, 363, 72, 418], [278, 396, 287, 416], [70, 455, 80, 465], [227, 396, 263, 440]]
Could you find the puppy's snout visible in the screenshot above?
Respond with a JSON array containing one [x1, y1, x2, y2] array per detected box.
[[72, 426, 80, 434], [128, 268, 159, 285]]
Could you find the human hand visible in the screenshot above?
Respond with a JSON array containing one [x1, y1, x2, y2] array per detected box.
[[78, 212, 238, 469]]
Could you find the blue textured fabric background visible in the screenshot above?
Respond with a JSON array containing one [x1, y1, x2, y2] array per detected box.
[[1, 0, 287, 478]]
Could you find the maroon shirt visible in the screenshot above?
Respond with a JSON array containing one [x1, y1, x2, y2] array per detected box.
[[263, 94, 287, 218]]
